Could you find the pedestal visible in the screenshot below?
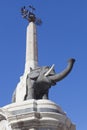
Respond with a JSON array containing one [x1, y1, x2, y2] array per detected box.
[[0, 100, 76, 130]]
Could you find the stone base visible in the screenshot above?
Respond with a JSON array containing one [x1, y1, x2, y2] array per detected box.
[[0, 100, 76, 130]]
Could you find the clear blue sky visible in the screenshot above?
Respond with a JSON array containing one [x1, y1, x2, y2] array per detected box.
[[0, 0, 87, 130]]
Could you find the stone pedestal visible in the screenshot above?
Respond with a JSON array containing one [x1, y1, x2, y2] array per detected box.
[[0, 100, 76, 130]]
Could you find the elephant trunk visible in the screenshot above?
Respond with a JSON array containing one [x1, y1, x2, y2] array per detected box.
[[50, 58, 75, 82]]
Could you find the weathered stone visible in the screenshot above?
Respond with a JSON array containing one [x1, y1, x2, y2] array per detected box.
[[0, 120, 12, 130], [65, 118, 71, 128], [25, 22, 38, 73], [70, 124, 76, 130], [0, 100, 76, 130]]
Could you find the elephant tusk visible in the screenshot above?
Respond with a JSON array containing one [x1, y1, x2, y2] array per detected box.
[[44, 64, 55, 76]]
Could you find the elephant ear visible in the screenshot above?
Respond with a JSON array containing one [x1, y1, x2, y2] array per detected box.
[[29, 72, 39, 80]]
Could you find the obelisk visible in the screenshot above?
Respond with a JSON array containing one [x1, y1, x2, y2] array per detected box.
[[24, 21, 38, 74]]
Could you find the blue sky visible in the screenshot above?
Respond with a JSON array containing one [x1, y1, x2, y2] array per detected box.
[[0, 0, 87, 130]]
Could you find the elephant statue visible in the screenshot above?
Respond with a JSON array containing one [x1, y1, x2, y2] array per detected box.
[[24, 58, 75, 100]]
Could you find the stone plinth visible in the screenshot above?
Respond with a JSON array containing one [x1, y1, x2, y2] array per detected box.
[[0, 100, 76, 130]]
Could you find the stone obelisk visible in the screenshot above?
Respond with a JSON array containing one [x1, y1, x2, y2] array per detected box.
[[24, 21, 38, 74]]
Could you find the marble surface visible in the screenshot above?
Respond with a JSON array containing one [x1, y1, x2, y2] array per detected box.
[[0, 100, 76, 130]]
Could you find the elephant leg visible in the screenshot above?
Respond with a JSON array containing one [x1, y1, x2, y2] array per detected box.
[[26, 77, 35, 99], [42, 91, 48, 99], [26, 87, 35, 99]]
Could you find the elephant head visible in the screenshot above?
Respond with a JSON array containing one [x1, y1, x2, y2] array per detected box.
[[25, 58, 75, 100]]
